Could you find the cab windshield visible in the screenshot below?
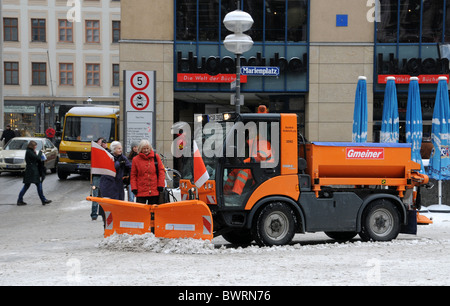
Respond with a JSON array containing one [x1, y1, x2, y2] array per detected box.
[[180, 120, 228, 181], [63, 116, 115, 142]]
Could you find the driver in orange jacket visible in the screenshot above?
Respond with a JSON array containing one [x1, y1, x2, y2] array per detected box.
[[224, 137, 272, 195]]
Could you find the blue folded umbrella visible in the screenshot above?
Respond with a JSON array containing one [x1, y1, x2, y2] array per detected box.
[[352, 76, 368, 143], [428, 76, 450, 180], [380, 77, 399, 143], [405, 77, 424, 173]]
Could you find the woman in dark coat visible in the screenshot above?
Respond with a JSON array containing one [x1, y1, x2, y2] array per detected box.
[[17, 141, 51, 205], [99, 141, 131, 200]]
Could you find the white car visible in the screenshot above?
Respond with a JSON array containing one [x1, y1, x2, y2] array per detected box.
[[0, 137, 58, 174]]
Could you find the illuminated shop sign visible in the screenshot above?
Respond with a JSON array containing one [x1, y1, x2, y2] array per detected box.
[[377, 53, 450, 84], [176, 51, 307, 83], [378, 74, 449, 84]]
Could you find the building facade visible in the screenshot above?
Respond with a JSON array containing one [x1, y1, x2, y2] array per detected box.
[[120, 0, 376, 167], [3, 1, 450, 149], [1, 0, 120, 136]]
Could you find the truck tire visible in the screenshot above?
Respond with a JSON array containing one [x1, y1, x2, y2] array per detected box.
[[57, 169, 69, 180], [252, 202, 296, 246], [359, 199, 400, 242]]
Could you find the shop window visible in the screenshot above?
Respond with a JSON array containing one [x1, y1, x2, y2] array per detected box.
[[445, 2, 450, 41], [376, 0, 398, 43], [176, 0, 197, 41], [399, 0, 421, 43], [31, 18, 46, 42], [198, 0, 219, 41], [32, 62, 47, 85], [4, 62, 19, 85], [287, 0, 308, 42], [176, 0, 308, 43], [377, 1, 448, 44], [265, 0, 286, 41], [242, 0, 263, 41], [422, 0, 443, 43], [3, 18, 18, 41]]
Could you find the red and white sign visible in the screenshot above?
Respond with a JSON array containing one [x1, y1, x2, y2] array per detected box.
[[346, 147, 384, 160], [124, 70, 156, 153], [105, 211, 113, 230], [177, 73, 247, 83], [378, 74, 449, 84], [130, 71, 150, 90], [202, 215, 212, 235], [130, 92, 150, 111], [125, 71, 155, 112]]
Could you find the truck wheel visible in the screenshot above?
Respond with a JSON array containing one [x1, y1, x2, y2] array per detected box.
[[57, 169, 68, 180], [359, 199, 400, 242], [252, 202, 296, 246]]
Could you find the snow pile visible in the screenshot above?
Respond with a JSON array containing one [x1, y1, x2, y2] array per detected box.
[[98, 233, 216, 254], [97, 212, 450, 255], [98, 232, 449, 255]]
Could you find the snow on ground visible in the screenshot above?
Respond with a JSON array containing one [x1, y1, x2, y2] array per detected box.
[[1, 198, 450, 286]]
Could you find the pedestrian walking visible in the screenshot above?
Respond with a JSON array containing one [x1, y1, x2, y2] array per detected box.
[[1, 124, 15, 146], [99, 141, 131, 201], [17, 141, 52, 206], [130, 140, 165, 205]]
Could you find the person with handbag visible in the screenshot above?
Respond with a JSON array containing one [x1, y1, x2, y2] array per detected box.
[[130, 139, 165, 205], [17, 141, 51, 205]]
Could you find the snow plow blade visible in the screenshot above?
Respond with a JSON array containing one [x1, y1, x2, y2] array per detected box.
[[86, 197, 213, 240]]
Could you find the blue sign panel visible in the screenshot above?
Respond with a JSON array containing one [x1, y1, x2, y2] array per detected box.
[[241, 66, 280, 77]]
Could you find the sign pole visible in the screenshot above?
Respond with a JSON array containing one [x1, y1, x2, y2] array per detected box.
[[236, 53, 241, 114]]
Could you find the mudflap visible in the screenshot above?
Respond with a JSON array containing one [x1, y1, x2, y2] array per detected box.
[[86, 197, 213, 240], [400, 210, 418, 235]]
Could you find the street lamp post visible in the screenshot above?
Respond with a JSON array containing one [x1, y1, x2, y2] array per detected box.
[[223, 1, 253, 114]]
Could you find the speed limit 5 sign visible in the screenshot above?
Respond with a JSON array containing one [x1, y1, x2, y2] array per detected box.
[[125, 71, 155, 112], [124, 70, 156, 152]]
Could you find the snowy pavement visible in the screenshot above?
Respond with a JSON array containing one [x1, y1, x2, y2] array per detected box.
[[0, 196, 449, 286]]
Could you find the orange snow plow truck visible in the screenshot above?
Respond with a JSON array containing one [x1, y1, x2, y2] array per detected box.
[[87, 112, 431, 246]]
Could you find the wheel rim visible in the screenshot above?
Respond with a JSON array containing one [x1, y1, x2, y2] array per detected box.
[[263, 211, 289, 241], [369, 208, 394, 237]]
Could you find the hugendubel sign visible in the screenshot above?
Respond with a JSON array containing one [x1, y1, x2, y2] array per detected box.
[[377, 53, 450, 84], [176, 51, 307, 83]]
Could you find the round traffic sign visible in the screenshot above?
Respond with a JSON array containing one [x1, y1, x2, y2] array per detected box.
[[130, 92, 150, 111], [130, 71, 150, 91]]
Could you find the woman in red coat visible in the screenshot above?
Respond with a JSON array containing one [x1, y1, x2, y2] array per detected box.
[[130, 140, 165, 204]]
